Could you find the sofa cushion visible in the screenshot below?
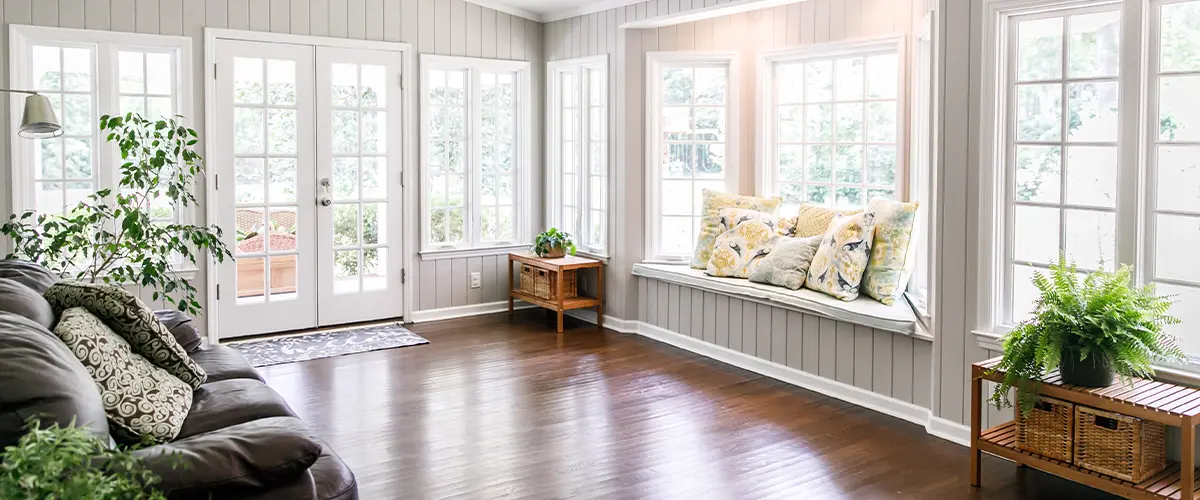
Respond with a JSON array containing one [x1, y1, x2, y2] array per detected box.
[[0, 278, 54, 328], [134, 416, 322, 499], [189, 345, 264, 383], [154, 309, 203, 352], [0, 259, 57, 294], [235, 441, 358, 500], [178, 379, 295, 439], [53, 307, 192, 443], [43, 282, 206, 388], [0, 312, 110, 449]]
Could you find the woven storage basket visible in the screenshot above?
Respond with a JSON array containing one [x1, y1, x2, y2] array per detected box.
[[519, 265, 536, 295], [1074, 405, 1167, 482], [525, 267, 577, 301], [1016, 396, 1074, 462]]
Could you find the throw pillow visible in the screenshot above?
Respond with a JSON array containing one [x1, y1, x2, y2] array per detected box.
[[53, 307, 192, 443], [785, 203, 865, 238], [0, 278, 55, 329], [706, 208, 779, 278], [862, 199, 920, 305], [153, 309, 203, 353], [43, 282, 207, 388], [0, 259, 58, 294], [748, 235, 823, 290], [690, 189, 783, 269], [805, 212, 877, 301]]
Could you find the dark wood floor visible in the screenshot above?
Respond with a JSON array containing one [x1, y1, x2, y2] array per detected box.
[[257, 310, 1120, 500]]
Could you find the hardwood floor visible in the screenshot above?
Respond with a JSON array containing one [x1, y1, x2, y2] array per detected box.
[[257, 310, 1120, 500]]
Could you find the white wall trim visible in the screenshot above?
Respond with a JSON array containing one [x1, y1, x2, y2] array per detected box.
[[565, 308, 638, 333], [633, 320, 970, 446], [409, 300, 537, 323], [464, 0, 544, 22]]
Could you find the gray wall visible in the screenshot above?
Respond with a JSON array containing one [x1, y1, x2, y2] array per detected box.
[[638, 276, 935, 408], [0, 0, 545, 328]]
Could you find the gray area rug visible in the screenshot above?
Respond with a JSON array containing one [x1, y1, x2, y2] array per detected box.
[[228, 322, 429, 367]]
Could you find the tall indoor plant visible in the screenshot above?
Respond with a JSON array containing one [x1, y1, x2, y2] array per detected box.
[[1, 114, 231, 316], [989, 256, 1185, 413]]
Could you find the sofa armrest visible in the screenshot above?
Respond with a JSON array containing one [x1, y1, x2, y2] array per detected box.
[[153, 309, 202, 353], [133, 416, 322, 498]]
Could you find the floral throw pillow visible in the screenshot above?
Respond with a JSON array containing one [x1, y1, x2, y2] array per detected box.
[[44, 282, 207, 388], [706, 208, 780, 278], [690, 189, 783, 269], [862, 199, 920, 305], [748, 235, 823, 290], [805, 212, 877, 301], [54, 307, 192, 443]]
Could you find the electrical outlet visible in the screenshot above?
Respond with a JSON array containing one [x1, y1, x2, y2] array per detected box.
[[470, 272, 481, 289]]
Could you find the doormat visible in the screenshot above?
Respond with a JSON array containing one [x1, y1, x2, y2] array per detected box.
[[228, 322, 429, 367]]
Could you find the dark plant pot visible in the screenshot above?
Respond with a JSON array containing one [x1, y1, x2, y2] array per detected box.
[[1059, 348, 1115, 387], [539, 245, 565, 258]]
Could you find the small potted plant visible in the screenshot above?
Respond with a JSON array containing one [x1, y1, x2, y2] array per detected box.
[[989, 255, 1185, 414], [533, 228, 576, 258]]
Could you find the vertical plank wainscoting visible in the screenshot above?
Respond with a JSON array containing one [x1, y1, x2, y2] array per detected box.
[[635, 276, 935, 423]]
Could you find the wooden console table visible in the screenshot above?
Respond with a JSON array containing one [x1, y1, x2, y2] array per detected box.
[[971, 357, 1200, 499], [507, 252, 604, 333]]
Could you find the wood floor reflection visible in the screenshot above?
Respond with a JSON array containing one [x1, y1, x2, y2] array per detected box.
[[257, 310, 1120, 500]]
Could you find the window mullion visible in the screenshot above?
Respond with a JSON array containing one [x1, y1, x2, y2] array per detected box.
[[1118, 0, 1146, 279], [470, 67, 481, 248]]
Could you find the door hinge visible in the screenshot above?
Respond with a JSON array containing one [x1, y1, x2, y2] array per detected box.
[[214, 174, 219, 190], [400, 171, 404, 188], [401, 268, 406, 284], [216, 284, 220, 301], [213, 63, 217, 80]]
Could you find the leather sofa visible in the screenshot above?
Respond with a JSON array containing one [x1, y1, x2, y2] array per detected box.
[[0, 260, 357, 499]]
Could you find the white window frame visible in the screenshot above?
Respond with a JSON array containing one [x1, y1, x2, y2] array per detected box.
[[645, 51, 740, 263], [908, 14, 938, 322], [756, 36, 906, 208], [8, 25, 193, 225], [418, 54, 532, 259], [546, 55, 609, 258]]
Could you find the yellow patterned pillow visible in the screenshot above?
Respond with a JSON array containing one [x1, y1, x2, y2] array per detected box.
[[785, 203, 864, 238], [805, 211, 877, 301], [690, 189, 783, 269], [705, 208, 779, 278], [862, 199, 920, 305]]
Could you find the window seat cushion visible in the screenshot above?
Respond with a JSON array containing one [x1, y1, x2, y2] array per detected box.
[[632, 263, 919, 335]]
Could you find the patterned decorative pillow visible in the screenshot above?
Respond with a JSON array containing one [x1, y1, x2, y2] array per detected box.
[[748, 235, 823, 290], [53, 307, 192, 443], [43, 282, 206, 388], [862, 199, 920, 305], [690, 189, 783, 269], [805, 212, 877, 301], [706, 208, 780, 278], [784, 203, 865, 237]]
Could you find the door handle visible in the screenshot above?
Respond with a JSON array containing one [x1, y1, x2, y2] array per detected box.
[[319, 198, 332, 207]]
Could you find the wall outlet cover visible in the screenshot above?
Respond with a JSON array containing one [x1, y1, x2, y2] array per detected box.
[[470, 272, 481, 289]]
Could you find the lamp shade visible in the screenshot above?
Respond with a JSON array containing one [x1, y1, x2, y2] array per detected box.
[[18, 94, 62, 139]]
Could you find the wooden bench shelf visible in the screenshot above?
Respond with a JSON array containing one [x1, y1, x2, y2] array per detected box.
[[971, 357, 1200, 499]]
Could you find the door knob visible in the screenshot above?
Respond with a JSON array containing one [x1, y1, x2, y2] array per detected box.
[[319, 177, 331, 188], [319, 198, 332, 207]]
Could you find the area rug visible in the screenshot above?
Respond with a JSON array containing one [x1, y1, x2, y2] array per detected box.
[[228, 322, 429, 367]]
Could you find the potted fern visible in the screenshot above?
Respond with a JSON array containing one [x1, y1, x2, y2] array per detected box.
[[989, 256, 1186, 414], [533, 228, 576, 258]]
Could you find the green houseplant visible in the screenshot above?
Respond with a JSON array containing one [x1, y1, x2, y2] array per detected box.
[[0, 420, 167, 500], [533, 228, 576, 258], [1, 114, 232, 316], [989, 255, 1185, 414]]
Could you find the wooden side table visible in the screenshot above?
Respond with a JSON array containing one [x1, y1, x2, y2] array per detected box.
[[507, 252, 604, 333]]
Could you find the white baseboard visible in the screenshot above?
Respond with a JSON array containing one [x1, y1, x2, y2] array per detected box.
[[632, 320, 971, 447], [409, 300, 535, 323], [564, 309, 639, 333]]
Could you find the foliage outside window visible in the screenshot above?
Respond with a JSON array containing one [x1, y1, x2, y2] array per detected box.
[[548, 55, 609, 256]]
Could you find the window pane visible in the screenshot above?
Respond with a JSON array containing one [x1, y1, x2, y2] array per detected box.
[[332, 111, 359, 154], [332, 63, 358, 107], [1017, 17, 1063, 81], [805, 104, 833, 142], [362, 111, 386, 154], [866, 54, 898, 99], [661, 216, 694, 255], [1067, 11, 1120, 78], [834, 145, 863, 184], [694, 67, 726, 104], [866, 146, 896, 186], [1067, 82, 1118, 142], [695, 144, 725, 179], [1011, 264, 1040, 323], [835, 103, 863, 142], [806, 145, 832, 182], [661, 180, 692, 216], [62, 48, 91, 92], [1159, 75, 1200, 142], [267, 109, 296, 154], [119, 51, 144, 93], [662, 107, 692, 140], [1014, 145, 1062, 203], [1155, 214, 1200, 283], [1013, 205, 1060, 264], [146, 52, 173, 95], [777, 63, 804, 103], [32, 46, 61, 91], [1064, 209, 1115, 271], [235, 158, 265, 204], [333, 158, 359, 199], [234, 57, 263, 104], [694, 107, 724, 141], [662, 68, 693, 104], [267, 59, 296, 105], [867, 102, 897, 143], [663, 144, 693, 178], [1157, 146, 1200, 212], [64, 139, 91, 180], [360, 65, 386, 107], [1065, 146, 1116, 208], [835, 187, 863, 207], [363, 248, 387, 291], [62, 94, 91, 136], [834, 57, 864, 101], [363, 203, 385, 245], [778, 105, 803, 142], [146, 97, 172, 120], [778, 145, 804, 181], [334, 250, 360, 294], [805, 61, 833, 102], [333, 204, 359, 246], [1016, 84, 1062, 141], [1160, 1, 1200, 72], [37, 139, 62, 179], [806, 185, 830, 205], [234, 108, 264, 153]]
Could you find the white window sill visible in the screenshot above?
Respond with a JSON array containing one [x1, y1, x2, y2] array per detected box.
[[575, 250, 609, 263], [632, 263, 928, 339], [58, 266, 199, 282], [973, 329, 1200, 387], [420, 244, 530, 261]]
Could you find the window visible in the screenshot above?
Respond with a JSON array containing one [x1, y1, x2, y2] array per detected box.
[[9, 26, 191, 220], [646, 52, 739, 262], [758, 38, 903, 212], [981, 0, 1200, 358], [420, 55, 531, 255], [547, 55, 609, 256], [909, 16, 937, 317]]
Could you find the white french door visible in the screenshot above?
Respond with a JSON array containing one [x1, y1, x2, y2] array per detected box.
[[213, 39, 405, 339]]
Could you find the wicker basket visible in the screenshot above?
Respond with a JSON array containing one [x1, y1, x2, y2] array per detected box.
[[520, 265, 577, 301], [1074, 405, 1167, 482], [1016, 396, 1075, 462]]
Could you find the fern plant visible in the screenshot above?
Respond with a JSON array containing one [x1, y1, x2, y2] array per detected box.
[[988, 255, 1185, 414]]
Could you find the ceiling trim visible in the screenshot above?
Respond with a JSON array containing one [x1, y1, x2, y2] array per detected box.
[[465, 0, 544, 22], [542, 0, 647, 22]]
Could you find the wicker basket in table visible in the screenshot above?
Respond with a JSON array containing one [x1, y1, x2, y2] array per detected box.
[[1016, 396, 1074, 462], [519, 265, 577, 301], [1073, 405, 1167, 482]]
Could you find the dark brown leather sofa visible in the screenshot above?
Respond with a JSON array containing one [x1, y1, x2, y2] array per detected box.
[[0, 260, 357, 499]]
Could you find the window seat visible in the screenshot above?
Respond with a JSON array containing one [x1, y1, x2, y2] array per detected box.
[[632, 263, 921, 336]]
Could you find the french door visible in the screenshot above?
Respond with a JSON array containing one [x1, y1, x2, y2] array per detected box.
[[213, 39, 405, 339]]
